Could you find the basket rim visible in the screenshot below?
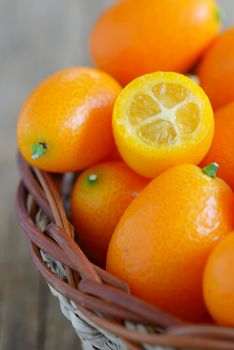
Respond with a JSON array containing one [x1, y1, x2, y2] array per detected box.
[[15, 153, 234, 350]]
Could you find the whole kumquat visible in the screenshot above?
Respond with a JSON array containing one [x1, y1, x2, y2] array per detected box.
[[90, 0, 221, 85], [17, 67, 121, 172], [201, 102, 234, 190], [198, 27, 234, 110], [107, 163, 234, 322], [203, 232, 234, 326], [71, 161, 148, 266]]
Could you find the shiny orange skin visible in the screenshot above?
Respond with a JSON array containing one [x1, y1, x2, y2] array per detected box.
[[203, 232, 234, 326], [17, 67, 121, 172], [90, 0, 221, 85], [106, 164, 234, 322], [198, 27, 234, 110], [71, 161, 148, 267], [201, 102, 234, 190]]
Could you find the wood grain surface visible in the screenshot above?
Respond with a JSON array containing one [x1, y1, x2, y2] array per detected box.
[[0, 1, 233, 349]]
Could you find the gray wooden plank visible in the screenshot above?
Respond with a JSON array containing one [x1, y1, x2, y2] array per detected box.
[[0, 1, 114, 349], [36, 279, 49, 350], [43, 290, 78, 350], [0, 262, 40, 350]]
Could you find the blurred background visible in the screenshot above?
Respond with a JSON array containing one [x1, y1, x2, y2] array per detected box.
[[0, 0, 233, 349]]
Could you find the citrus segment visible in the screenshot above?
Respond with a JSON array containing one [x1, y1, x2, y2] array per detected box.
[[138, 120, 177, 145], [128, 83, 201, 145], [128, 94, 161, 125], [113, 72, 214, 178], [175, 102, 201, 136], [152, 83, 188, 108]]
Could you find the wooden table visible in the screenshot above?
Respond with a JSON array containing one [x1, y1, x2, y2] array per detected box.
[[0, 1, 114, 349], [0, 0, 233, 349]]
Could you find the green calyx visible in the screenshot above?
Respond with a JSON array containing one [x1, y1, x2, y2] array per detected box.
[[32, 143, 47, 160], [202, 162, 219, 179], [216, 6, 224, 22], [86, 173, 98, 186]]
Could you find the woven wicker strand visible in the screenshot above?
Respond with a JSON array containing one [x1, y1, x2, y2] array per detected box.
[[16, 154, 234, 350]]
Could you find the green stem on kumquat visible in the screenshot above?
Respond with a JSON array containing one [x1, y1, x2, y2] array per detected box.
[[86, 174, 98, 186], [32, 143, 47, 160], [216, 6, 224, 22], [202, 162, 219, 179]]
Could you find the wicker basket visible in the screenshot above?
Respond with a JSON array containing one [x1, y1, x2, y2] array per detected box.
[[16, 153, 234, 350]]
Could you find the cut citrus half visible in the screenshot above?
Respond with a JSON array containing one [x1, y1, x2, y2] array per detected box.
[[113, 72, 214, 178]]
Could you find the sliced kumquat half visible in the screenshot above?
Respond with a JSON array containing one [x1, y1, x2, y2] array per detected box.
[[113, 72, 214, 178]]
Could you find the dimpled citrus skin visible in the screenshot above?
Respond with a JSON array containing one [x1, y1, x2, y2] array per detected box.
[[198, 28, 234, 110], [106, 164, 234, 322], [90, 0, 221, 85], [71, 161, 148, 267], [203, 232, 234, 326], [201, 102, 234, 190], [17, 67, 122, 172]]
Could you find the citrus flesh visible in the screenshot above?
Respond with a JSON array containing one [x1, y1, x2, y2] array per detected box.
[[113, 72, 214, 178]]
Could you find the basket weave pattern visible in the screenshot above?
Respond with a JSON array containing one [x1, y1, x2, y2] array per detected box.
[[16, 154, 234, 350]]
